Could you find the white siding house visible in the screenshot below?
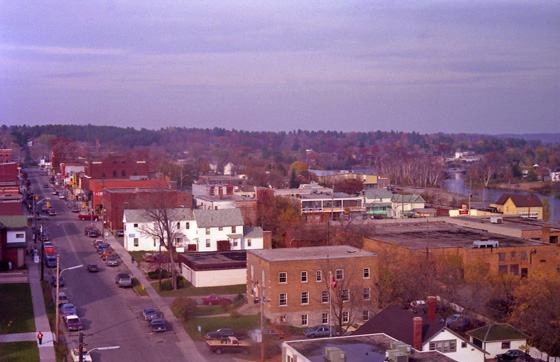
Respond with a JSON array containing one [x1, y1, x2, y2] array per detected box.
[[423, 328, 486, 362], [123, 208, 264, 252], [467, 324, 528, 360]]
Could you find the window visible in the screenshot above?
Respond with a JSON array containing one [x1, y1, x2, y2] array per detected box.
[[134, 223, 138, 227], [186, 222, 190, 229], [316, 270, 322, 282], [363, 287, 371, 301], [499, 253, 506, 261], [219, 226, 223, 231], [232, 226, 236, 233], [279, 272, 287, 283], [301, 315, 308, 326], [301, 292, 309, 305], [251, 265, 254, 279], [510, 264, 519, 276], [362, 310, 370, 321], [134, 238, 139, 247], [342, 289, 349, 302], [113, 170, 117, 177], [301, 271, 308, 282], [511, 252, 516, 258], [101, 172, 106, 178], [461, 342, 467, 348], [321, 291, 329, 303], [501, 342, 511, 349], [232, 240, 238, 247], [262, 271, 265, 287], [498, 265, 508, 274], [363, 268, 370, 279], [15, 233, 24, 238], [342, 311, 349, 323], [521, 251, 528, 260], [336, 269, 344, 280], [121, 170, 126, 177], [322, 313, 329, 324], [279, 293, 287, 306], [429, 340, 457, 353], [205, 239, 210, 248], [174, 237, 182, 246], [206, 228, 210, 235], [177, 222, 180, 228], [247, 239, 252, 247]]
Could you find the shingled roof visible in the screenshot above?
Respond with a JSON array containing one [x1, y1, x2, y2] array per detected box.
[[467, 323, 528, 342], [352, 305, 442, 345], [494, 194, 542, 208]]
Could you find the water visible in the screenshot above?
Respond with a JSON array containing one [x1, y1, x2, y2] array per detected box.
[[442, 172, 560, 222]]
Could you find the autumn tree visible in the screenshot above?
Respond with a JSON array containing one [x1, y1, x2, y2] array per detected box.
[[508, 271, 560, 358], [139, 190, 182, 290], [541, 197, 551, 221]]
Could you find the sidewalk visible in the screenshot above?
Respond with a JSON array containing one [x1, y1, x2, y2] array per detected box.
[[105, 232, 208, 362], [0, 256, 57, 361]]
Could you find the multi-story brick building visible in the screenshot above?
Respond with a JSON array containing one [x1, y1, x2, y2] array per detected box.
[[246, 245, 378, 328], [0, 149, 12, 164], [84, 154, 150, 180]]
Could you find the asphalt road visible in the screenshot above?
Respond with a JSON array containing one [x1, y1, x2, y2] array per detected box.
[[28, 169, 187, 362]]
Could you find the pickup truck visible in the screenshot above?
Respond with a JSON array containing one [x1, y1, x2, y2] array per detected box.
[[206, 336, 251, 355], [78, 214, 99, 221]]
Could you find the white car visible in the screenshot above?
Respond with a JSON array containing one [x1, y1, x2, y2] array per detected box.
[[70, 348, 93, 362]]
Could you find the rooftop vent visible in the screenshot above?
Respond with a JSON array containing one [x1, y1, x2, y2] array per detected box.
[[324, 346, 346, 362], [473, 240, 499, 248], [490, 216, 503, 224]]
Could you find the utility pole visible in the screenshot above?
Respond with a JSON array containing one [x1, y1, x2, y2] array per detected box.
[[79, 330, 84, 362], [55, 254, 60, 343], [260, 282, 265, 362], [40, 219, 45, 281]]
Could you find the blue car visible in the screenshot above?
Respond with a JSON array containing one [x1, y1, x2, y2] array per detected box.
[[304, 326, 339, 338], [60, 303, 77, 316]]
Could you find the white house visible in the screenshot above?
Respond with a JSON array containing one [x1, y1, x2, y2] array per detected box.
[[363, 189, 393, 218], [466, 323, 528, 360], [389, 194, 426, 219], [123, 208, 264, 252]]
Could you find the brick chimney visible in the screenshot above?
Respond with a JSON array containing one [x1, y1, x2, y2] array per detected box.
[[427, 296, 436, 322], [413, 317, 423, 351], [542, 226, 550, 243]]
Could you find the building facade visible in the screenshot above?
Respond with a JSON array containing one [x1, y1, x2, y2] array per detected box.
[[247, 246, 378, 328]]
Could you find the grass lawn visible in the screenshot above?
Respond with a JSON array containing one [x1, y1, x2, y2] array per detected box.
[[0, 283, 35, 334], [0, 341, 39, 362], [132, 278, 148, 296], [151, 281, 246, 297], [177, 314, 259, 341], [194, 305, 229, 317]]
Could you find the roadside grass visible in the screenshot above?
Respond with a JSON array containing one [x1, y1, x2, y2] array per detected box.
[[194, 305, 229, 317], [0, 283, 35, 334], [0, 341, 39, 362], [40, 281, 69, 362], [172, 312, 259, 341], [151, 281, 246, 297], [132, 278, 148, 296]]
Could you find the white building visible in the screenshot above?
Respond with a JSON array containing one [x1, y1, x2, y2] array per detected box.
[[467, 323, 528, 360], [123, 208, 264, 252], [389, 194, 426, 219]]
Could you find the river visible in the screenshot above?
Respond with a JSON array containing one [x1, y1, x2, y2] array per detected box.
[[442, 172, 560, 222]]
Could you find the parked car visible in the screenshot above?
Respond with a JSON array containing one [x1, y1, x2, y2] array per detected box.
[[149, 318, 167, 332], [105, 256, 118, 266], [142, 308, 160, 321], [60, 303, 77, 316], [202, 295, 232, 305], [116, 230, 124, 237], [304, 325, 339, 338], [71, 206, 80, 213], [52, 190, 58, 195], [205, 328, 243, 340], [87, 263, 99, 272], [50, 275, 64, 287], [206, 336, 251, 355], [142, 253, 155, 262], [45, 255, 57, 268], [57, 292, 70, 307], [115, 273, 133, 288], [89, 229, 100, 238], [96, 243, 110, 254], [93, 239, 105, 248], [70, 348, 93, 362], [496, 349, 531, 361], [153, 253, 170, 263], [78, 214, 99, 221], [445, 314, 464, 325], [64, 314, 83, 331], [47, 208, 56, 216], [101, 248, 115, 260]]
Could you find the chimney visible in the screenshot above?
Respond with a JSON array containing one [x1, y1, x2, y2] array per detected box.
[[542, 226, 550, 243], [413, 317, 423, 351], [427, 296, 436, 322]]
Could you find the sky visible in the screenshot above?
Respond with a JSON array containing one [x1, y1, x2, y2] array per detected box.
[[1, 1, 559, 134]]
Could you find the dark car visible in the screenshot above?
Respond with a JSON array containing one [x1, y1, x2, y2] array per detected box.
[[142, 253, 155, 262], [202, 295, 232, 305], [45, 255, 57, 268], [96, 243, 110, 254], [51, 275, 64, 287], [115, 273, 133, 288], [47, 208, 56, 216], [116, 230, 124, 237], [304, 325, 339, 338], [205, 328, 243, 340], [496, 349, 531, 361], [142, 308, 160, 321], [149, 318, 167, 332], [71, 205, 80, 213], [87, 263, 99, 272]]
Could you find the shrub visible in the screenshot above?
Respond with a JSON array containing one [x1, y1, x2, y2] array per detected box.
[[160, 280, 173, 290], [220, 299, 231, 312], [176, 275, 187, 288], [171, 297, 197, 321], [148, 269, 169, 280]]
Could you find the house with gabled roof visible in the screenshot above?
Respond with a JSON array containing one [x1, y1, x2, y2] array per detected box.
[[0, 215, 28, 269], [491, 194, 543, 219], [466, 323, 528, 360], [363, 189, 393, 217], [390, 194, 426, 219], [123, 208, 265, 252], [353, 305, 486, 362]]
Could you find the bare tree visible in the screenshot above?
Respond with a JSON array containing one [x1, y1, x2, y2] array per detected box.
[[139, 191, 180, 290]]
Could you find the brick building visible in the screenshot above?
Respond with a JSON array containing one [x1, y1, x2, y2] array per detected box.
[[0, 149, 12, 164], [103, 187, 192, 232], [247, 245, 378, 328], [84, 154, 149, 180]]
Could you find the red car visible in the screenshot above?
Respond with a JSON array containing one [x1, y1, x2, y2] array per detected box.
[[202, 295, 232, 305]]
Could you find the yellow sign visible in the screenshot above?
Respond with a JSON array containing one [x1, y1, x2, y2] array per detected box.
[[47, 202, 50, 207]]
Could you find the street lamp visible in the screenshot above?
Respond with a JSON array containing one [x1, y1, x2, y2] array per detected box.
[[86, 346, 120, 355], [55, 257, 83, 343], [76, 329, 120, 362], [255, 281, 270, 362]]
